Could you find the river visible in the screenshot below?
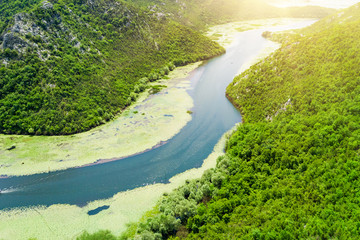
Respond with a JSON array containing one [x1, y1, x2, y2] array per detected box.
[[0, 19, 316, 211]]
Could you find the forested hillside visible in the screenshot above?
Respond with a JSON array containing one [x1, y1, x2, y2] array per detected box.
[[0, 0, 224, 135], [185, 15, 360, 237], [79, 3, 360, 239], [188, 4, 360, 239], [300, 2, 360, 35], [129, 0, 335, 30], [0, 0, 335, 136]]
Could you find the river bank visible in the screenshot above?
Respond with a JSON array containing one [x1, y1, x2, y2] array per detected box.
[[0, 63, 200, 177]]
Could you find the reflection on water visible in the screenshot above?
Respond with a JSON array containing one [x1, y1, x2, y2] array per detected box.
[[0, 187, 20, 194]]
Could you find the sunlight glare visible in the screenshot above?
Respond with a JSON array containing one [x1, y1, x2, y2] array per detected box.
[[268, 0, 360, 9]]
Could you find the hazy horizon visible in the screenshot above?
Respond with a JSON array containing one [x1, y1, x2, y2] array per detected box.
[[268, 0, 360, 9]]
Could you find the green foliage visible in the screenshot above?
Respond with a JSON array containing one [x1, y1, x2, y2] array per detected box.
[[0, 0, 224, 135], [0, 0, 42, 33], [300, 3, 360, 35], [227, 18, 360, 124], [150, 85, 166, 95], [130, 169, 223, 239], [77, 230, 117, 240]]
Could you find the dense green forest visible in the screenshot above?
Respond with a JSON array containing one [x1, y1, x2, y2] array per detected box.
[[78, 3, 360, 239], [128, 0, 334, 30], [189, 14, 360, 237], [0, 0, 224, 135], [0, 0, 334, 136]]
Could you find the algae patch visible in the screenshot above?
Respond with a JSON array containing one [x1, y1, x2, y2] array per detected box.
[[206, 18, 317, 48]]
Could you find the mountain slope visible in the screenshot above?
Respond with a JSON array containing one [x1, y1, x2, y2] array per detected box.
[[0, 0, 335, 136], [128, 0, 335, 30], [0, 0, 224, 135], [300, 2, 360, 34], [187, 3, 360, 239]]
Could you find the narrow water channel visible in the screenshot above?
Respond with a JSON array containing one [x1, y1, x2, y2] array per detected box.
[[0, 20, 316, 210]]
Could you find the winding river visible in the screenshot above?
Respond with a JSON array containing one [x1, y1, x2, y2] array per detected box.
[[0, 20, 316, 210]]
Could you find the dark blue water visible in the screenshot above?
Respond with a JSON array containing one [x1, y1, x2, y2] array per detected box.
[[87, 205, 110, 215], [0, 24, 313, 210]]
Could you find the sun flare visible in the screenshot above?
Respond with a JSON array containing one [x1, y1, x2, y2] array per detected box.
[[268, 0, 360, 9]]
